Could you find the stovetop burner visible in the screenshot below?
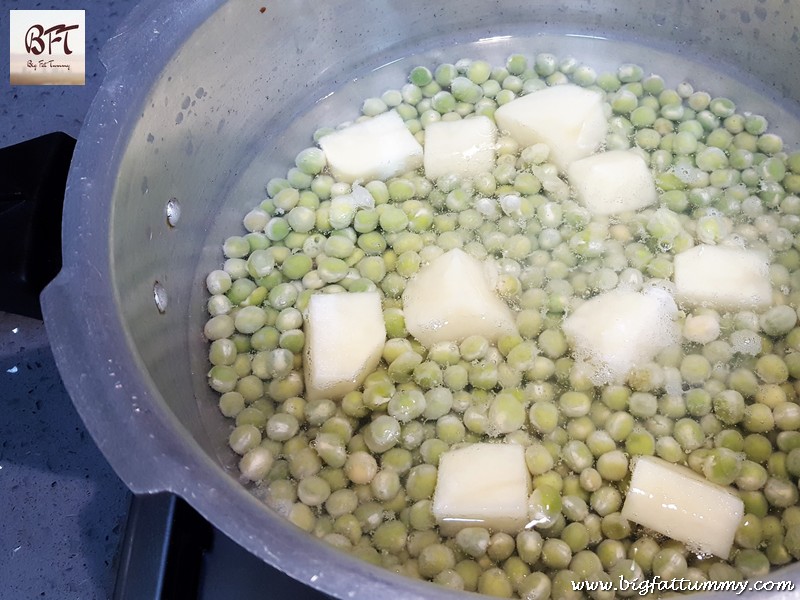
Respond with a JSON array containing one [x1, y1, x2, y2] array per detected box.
[[0, 130, 330, 600], [114, 494, 332, 600]]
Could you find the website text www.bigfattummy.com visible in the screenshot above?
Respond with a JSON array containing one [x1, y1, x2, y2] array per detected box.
[[571, 575, 796, 596]]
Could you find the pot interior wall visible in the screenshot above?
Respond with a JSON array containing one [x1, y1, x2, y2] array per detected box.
[[108, 0, 799, 579]]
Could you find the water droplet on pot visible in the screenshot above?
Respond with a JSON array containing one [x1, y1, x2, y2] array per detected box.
[[166, 198, 181, 227], [153, 281, 168, 313]]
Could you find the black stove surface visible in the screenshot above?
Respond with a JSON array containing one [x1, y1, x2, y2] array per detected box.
[[115, 494, 333, 600]]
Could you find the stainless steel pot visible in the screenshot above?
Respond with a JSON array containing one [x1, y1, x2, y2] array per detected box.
[[42, 0, 800, 597]]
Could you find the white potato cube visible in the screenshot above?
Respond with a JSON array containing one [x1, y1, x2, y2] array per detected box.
[[567, 150, 658, 215], [621, 456, 744, 559], [674, 244, 772, 311], [494, 84, 607, 170], [423, 116, 497, 180], [318, 111, 423, 183], [433, 443, 530, 535], [303, 292, 386, 400], [563, 288, 679, 385], [402, 248, 517, 347]]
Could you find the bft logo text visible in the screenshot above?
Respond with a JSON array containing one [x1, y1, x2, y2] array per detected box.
[[10, 10, 86, 85], [25, 23, 81, 55]]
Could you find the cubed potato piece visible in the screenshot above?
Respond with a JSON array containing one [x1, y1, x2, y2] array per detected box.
[[303, 292, 385, 400], [402, 248, 517, 347], [621, 456, 744, 559], [563, 288, 679, 385], [494, 84, 607, 170], [318, 111, 423, 183], [567, 150, 657, 215], [674, 244, 772, 311], [433, 443, 530, 535], [423, 116, 497, 180]]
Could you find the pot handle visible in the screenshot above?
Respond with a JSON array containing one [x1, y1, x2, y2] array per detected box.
[[0, 132, 74, 319]]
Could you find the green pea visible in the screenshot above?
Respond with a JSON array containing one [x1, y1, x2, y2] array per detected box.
[[229, 424, 261, 455], [596, 450, 629, 481], [372, 520, 408, 554], [525, 443, 555, 477], [561, 440, 594, 472], [561, 522, 590, 554], [714, 390, 746, 425], [388, 389, 427, 423], [364, 415, 401, 454], [406, 464, 437, 501], [442, 363, 468, 391], [529, 402, 559, 434], [605, 411, 634, 442], [756, 354, 789, 384], [601, 512, 632, 541], [528, 484, 562, 529], [744, 403, 775, 433], [411, 361, 441, 390], [590, 486, 622, 517], [434, 414, 464, 445], [459, 334, 489, 361], [454, 527, 490, 558], [702, 447, 743, 485], [539, 328, 567, 358], [680, 354, 712, 384], [625, 429, 656, 456], [476, 567, 513, 598], [468, 361, 498, 390], [487, 392, 526, 435], [765, 476, 799, 508]]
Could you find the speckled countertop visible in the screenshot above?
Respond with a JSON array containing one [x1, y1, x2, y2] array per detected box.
[[0, 1, 139, 598]]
